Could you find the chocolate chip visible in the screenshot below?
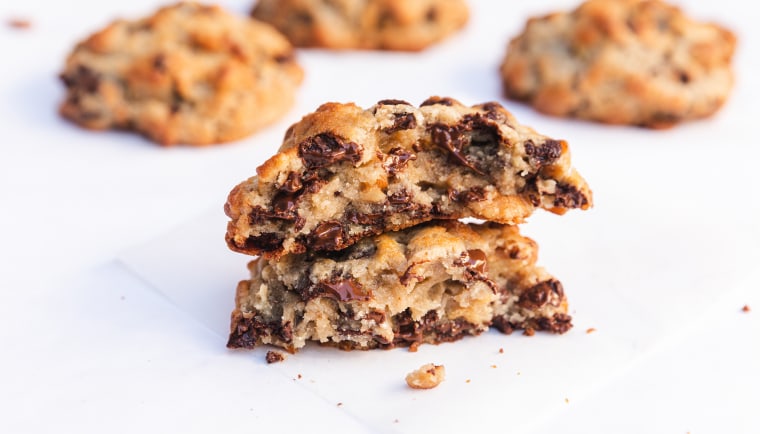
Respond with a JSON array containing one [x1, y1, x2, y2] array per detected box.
[[298, 133, 363, 169], [448, 187, 487, 203], [153, 54, 167, 72], [308, 221, 347, 251], [536, 313, 573, 334], [377, 99, 411, 106], [518, 280, 564, 309], [61, 65, 100, 93], [271, 192, 299, 217], [525, 139, 563, 166], [420, 96, 456, 107], [384, 112, 417, 134], [321, 279, 371, 301], [553, 183, 589, 208], [227, 317, 293, 348], [429, 124, 485, 175], [382, 147, 416, 175]]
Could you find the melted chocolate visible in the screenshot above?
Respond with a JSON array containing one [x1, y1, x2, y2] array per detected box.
[[429, 124, 485, 175], [525, 139, 562, 166], [464, 249, 488, 274], [320, 279, 371, 302], [385, 113, 417, 134], [383, 147, 416, 175], [377, 99, 411, 106], [298, 133, 362, 169], [308, 221, 347, 251]]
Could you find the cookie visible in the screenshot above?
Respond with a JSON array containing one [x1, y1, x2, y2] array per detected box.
[[251, 0, 468, 51], [500, 0, 736, 128], [225, 97, 592, 258], [59, 2, 303, 145], [227, 221, 572, 352]]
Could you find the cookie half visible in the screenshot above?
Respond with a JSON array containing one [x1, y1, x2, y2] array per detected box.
[[60, 2, 303, 145], [500, 0, 736, 128], [227, 222, 571, 352], [225, 97, 592, 258], [251, 0, 468, 51]]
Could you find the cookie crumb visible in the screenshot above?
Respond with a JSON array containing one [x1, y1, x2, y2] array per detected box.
[[393, 419, 399, 424], [265, 351, 285, 363], [490, 365, 497, 369], [297, 374, 302, 379], [337, 402, 343, 407], [408, 342, 420, 353], [7, 18, 31, 29], [586, 327, 597, 334], [499, 348, 504, 354], [742, 305, 750, 313], [465, 379, 471, 383], [406, 363, 445, 389], [523, 328, 535, 337], [565, 397, 570, 404]]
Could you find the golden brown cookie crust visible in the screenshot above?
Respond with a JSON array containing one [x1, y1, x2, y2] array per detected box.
[[60, 2, 303, 145], [251, 0, 469, 51], [227, 221, 572, 352], [500, 0, 736, 128], [225, 97, 592, 259]]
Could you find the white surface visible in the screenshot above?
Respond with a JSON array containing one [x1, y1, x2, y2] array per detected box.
[[1, 0, 759, 433]]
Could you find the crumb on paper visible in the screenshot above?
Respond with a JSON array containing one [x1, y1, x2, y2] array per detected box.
[[499, 348, 504, 354], [516, 371, 521, 376], [393, 419, 399, 424], [742, 305, 751, 313], [406, 363, 445, 389], [265, 351, 285, 364], [337, 402, 343, 407], [7, 18, 31, 29], [465, 379, 471, 383], [297, 374, 302, 379], [586, 327, 597, 334], [490, 365, 497, 369], [408, 342, 420, 353], [565, 398, 570, 404], [523, 328, 535, 337]]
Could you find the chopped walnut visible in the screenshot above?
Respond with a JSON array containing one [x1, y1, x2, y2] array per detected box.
[[405, 363, 445, 389]]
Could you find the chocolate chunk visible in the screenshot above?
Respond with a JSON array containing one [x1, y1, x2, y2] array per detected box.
[[429, 124, 485, 175], [384, 112, 417, 134], [280, 172, 303, 193], [382, 147, 417, 175], [536, 313, 573, 334], [320, 278, 371, 302], [464, 249, 487, 274], [377, 99, 411, 106], [240, 232, 283, 253], [553, 183, 589, 208], [525, 139, 563, 166], [387, 190, 412, 206], [345, 209, 385, 228], [227, 317, 293, 348], [271, 191, 299, 216], [491, 316, 515, 335], [308, 221, 347, 251], [448, 187, 487, 203], [518, 280, 564, 309], [366, 310, 386, 324], [420, 96, 456, 107], [265, 351, 285, 363], [298, 133, 363, 169]]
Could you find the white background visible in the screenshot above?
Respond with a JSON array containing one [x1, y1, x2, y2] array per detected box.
[[1, 0, 758, 433]]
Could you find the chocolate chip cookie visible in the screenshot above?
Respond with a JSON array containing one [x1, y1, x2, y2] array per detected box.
[[227, 221, 572, 352], [500, 0, 736, 128], [251, 0, 468, 51], [225, 97, 592, 258], [60, 2, 303, 145]]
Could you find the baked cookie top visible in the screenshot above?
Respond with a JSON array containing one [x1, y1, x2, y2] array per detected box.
[[60, 2, 303, 145], [228, 221, 571, 351], [251, 0, 469, 51], [225, 97, 592, 258], [500, 0, 736, 128]]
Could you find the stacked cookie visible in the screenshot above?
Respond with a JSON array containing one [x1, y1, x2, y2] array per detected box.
[[224, 97, 592, 352]]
